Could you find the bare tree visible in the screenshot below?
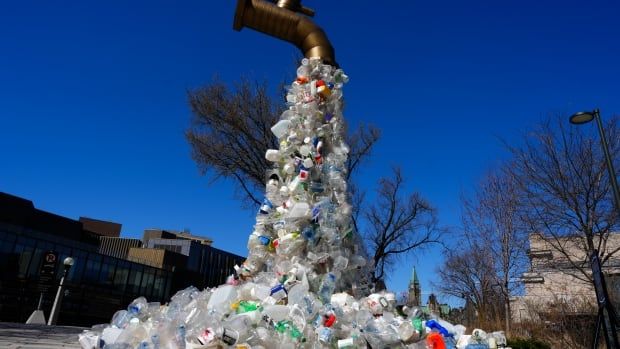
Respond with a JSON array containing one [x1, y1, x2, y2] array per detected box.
[[461, 168, 529, 335], [186, 78, 380, 207], [346, 124, 381, 180], [186, 79, 280, 207], [505, 115, 620, 283], [365, 167, 441, 288], [434, 248, 504, 328], [347, 124, 380, 233]]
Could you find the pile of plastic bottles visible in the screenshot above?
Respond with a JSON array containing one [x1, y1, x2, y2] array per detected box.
[[79, 287, 507, 349], [78, 59, 508, 349]]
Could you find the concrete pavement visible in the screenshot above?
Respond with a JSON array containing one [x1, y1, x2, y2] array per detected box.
[[0, 322, 84, 349]]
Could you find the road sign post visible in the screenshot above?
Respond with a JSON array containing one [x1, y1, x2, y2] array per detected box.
[[27, 251, 58, 324]]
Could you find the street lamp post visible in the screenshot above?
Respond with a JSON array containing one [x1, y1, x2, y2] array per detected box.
[[47, 257, 73, 326], [570, 109, 620, 213], [569, 109, 620, 349]]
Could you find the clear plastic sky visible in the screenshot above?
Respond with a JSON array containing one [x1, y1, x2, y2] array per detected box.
[[1, 0, 619, 306]]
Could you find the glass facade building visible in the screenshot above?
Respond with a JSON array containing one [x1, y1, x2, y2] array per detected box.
[[0, 221, 174, 326], [0, 192, 246, 326]]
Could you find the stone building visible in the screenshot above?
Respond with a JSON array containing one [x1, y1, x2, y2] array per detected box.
[[511, 232, 620, 323]]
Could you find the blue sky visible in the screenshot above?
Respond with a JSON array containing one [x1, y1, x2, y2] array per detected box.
[[1, 0, 619, 305]]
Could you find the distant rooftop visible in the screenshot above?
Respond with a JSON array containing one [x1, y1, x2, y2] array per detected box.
[[143, 228, 213, 245], [0, 192, 102, 245], [174, 231, 213, 245], [79, 216, 122, 237]]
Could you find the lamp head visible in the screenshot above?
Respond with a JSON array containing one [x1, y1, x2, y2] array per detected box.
[[570, 111, 595, 125], [63, 257, 74, 267]]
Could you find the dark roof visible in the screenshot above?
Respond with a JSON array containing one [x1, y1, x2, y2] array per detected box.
[[79, 217, 122, 237], [0, 192, 100, 244]]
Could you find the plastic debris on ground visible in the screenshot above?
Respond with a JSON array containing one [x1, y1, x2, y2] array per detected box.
[[78, 59, 509, 349]]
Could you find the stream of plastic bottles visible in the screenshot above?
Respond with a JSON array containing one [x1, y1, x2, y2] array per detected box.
[[79, 59, 508, 349]]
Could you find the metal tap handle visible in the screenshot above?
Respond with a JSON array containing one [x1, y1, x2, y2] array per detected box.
[[275, 0, 315, 17], [299, 6, 315, 17]]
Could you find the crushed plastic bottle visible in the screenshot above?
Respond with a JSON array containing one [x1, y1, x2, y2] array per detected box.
[[78, 58, 503, 349], [427, 331, 447, 349]]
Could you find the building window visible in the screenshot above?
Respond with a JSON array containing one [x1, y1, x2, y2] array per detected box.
[[153, 244, 182, 254], [114, 262, 130, 292], [141, 269, 155, 297], [83, 255, 102, 284], [128, 266, 144, 294], [99, 260, 116, 286], [153, 271, 165, 299], [69, 250, 88, 283], [12, 237, 36, 280]]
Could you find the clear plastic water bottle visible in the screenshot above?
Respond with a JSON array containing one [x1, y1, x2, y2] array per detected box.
[[316, 326, 333, 344], [150, 334, 160, 349], [318, 273, 337, 304], [103, 344, 132, 349], [111, 310, 130, 329], [127, 297, 147, 316], [175, 324, 186, 349], [271, 119, 292, 138]]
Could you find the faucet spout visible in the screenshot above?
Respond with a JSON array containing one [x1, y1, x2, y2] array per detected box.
[[233, 0, 338, 67]]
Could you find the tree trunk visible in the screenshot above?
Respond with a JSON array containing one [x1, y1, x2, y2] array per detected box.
[[505, 296, 511, 337], [374, 278, 386, 292]]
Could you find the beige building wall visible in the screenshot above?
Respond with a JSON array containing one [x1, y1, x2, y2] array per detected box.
[[127, 247, 166, 268], [512, 232, 620, 322]]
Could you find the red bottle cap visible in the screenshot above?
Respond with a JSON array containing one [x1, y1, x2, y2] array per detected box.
[[324, 314, 336, 327]]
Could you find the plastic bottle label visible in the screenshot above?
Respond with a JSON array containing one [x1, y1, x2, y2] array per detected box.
[[222, 328, 238, 345], [337, 338, 354, 348], [318, 327, 332, 343], [270, 284, 287, 299]]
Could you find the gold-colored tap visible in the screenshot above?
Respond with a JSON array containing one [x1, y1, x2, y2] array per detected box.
[[233, 0, 337, 67]]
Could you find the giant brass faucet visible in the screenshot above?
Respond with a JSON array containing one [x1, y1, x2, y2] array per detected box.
[[233, 0, 337, 67]]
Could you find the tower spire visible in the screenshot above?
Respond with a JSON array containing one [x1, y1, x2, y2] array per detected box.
[[407, 266, 421, 307], [411, 266, 419, 285]]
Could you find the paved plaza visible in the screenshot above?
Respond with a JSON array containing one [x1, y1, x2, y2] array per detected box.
[[0, 322, 84, 349]]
